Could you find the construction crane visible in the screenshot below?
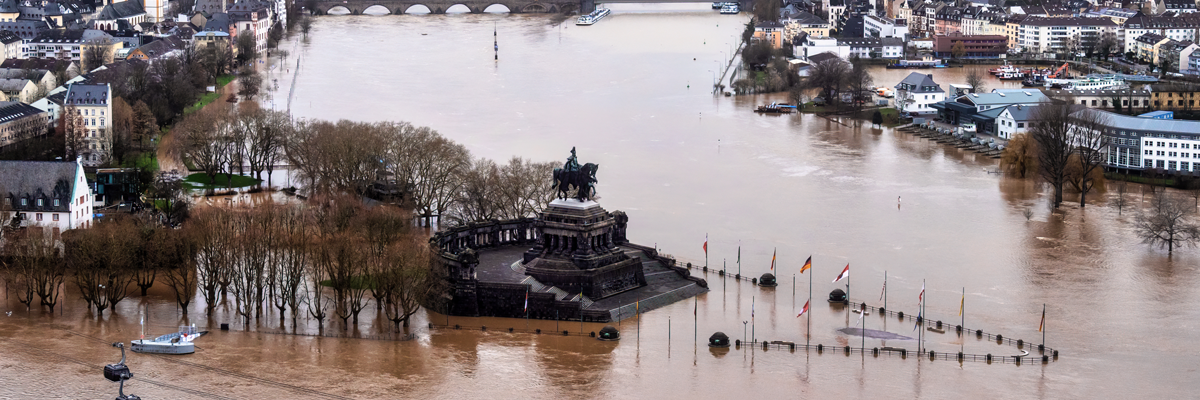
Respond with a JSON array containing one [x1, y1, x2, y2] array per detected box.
[[1047, 63, 1069, 79]]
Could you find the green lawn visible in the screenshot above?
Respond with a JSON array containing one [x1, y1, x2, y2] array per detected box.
[[183, 173, 261, 189], [183, 74, 236, 115]]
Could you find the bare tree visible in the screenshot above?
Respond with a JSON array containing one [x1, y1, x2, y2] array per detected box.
[[162, 227, 199, 316], [1113, 182, 1129, 215], [385, 124, 470, 227], [1068, 109, 1111, 207], [966, 69, 987, 93], [1001, 133, 1038, 178], [1031, 102, 1075, 208], [379, 235, 429, 330], [66, 219, 137, 316], [1136, 192, 1200, 253], [806, 54, 849, 108], [3, 228, 65, 312], [178, 104, 235, 185]]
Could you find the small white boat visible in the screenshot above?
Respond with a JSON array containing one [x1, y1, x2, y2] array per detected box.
[[132, 324, 206, 354], [720, 4, 740, 14], [576, 8, 610, 25]]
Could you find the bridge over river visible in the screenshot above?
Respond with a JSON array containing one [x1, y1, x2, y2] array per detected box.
[[311, 0, 744, 15]]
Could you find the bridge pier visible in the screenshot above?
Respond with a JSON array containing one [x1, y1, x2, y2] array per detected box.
[[580, 0, 593, 13]]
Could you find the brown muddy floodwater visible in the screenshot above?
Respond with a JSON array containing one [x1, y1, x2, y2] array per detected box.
[[4, 4, 1200, 399]]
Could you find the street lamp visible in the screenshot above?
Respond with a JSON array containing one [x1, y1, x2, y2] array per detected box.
[[742, 320, 748, 346]]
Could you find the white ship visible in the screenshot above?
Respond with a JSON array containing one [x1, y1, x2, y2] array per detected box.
[[1046, 74, 1125, 90], [576, 8, 610, 25], [132, 324, 205, 354], [130, 310, 206, 355]]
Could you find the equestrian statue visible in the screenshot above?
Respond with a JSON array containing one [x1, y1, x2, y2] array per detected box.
[[552, 147, 599, 201]]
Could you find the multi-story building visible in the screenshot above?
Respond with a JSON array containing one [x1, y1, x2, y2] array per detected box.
[[229, 0, 272, 54], [863, 14, 908, 39], [0, 158, 94, 231], [895, 72, 944, 115], [0, 30, 20, 63], [783, 10, 832, 39], [995, 104, 1038, 140], [0, 102, 50, 154], [1133, 33, 1171, 63], [933, 4, 961, 36], [933, 89, 1048, 136], [1122, 14, 1200, 56], [1017, 17, 1119, 56], [1080, 108, 1200, 174], [933, 33, 1007, 58], [1044, 88, 1152, 110], [63, 83, 110, 166], [753, 20, 786, 48], [1148, 84, 1200, 111]]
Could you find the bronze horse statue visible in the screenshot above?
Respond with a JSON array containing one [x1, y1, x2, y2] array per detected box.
[[552, 163, 599, 201]]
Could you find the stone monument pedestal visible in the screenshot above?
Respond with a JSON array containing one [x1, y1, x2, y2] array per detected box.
[[522, 199, 644, 299]]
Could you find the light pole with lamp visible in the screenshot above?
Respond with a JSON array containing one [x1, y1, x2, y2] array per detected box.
[[742, 320, 748, 347]]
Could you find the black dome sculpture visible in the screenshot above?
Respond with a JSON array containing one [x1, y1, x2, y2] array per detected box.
[[598, 325, 620, 341], [708, 332, 731, 348], [758, 273, 777, 287], [829, 288, 847, 303]]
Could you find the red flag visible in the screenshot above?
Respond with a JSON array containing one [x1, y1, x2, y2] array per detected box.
[[703, 234, 708, 255], [832, 264, 849, 283], [523, 290, 529, 313], [770, 248, 776, 271], [918, 282, 925, 305], [796, 300, 810, 317]]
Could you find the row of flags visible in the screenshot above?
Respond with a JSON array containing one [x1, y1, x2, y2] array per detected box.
[[705, 237, 1047, 335]]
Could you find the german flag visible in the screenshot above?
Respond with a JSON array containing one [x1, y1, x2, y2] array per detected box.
[[800, 256, 812, 273]]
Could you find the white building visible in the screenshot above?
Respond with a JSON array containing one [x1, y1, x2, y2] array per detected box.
[[995, 104, 1038, 139], [0, 159, 94, 232], [64, 83, 112, 167], [895, 72, 944, 115], [1121, 14, 1200, 56], [864, 14, 910, 40], [795, 36, 850, 61], [1017, 17, 1119, 55]]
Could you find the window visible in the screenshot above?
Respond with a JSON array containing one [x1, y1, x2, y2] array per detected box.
[[52, 214, 58, 221], [36, 199, 42, 206], [1169, 161, 1178, 170], [36, 213, 42, 221], [20, 198, 26, 206], [53, 199, 58, 207], [1018, 122, 1025, 128]]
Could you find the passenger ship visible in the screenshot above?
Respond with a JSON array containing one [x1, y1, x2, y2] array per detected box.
[[576, 8, 611, 25]]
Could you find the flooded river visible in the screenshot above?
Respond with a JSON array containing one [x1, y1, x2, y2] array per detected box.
[[3, 4, 1200, 398]]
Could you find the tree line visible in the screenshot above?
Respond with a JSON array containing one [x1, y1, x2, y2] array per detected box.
[[1, 198, 432, 332], [1000, 100, 1200, 253], [176, 104, 558, 227]]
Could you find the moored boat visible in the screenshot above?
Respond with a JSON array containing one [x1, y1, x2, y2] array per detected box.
[[755, 102, 796, 113], [576, 8, 610, 25], [131, 325, 206, 355]]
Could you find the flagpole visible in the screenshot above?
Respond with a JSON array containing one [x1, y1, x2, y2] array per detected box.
[[751, 295, 756, 343], [961, 287, 965, 355], [883, 270, 887, 311], [1042, 303, 1046, 348], [694, 296, 698, 347], [807, 258, 812, 348]]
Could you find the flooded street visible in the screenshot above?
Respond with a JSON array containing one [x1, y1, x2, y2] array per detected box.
[[3, 5, 1200, 398]]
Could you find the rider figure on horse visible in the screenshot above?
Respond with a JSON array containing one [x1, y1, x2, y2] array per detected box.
[[564, 147, 581, 172]]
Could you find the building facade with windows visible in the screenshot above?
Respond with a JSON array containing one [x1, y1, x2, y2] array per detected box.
[[895, 72, 945, 115], [64, 83, 111, 167], [0, 158, 93, 231], [1076, 109, 1200, 174]]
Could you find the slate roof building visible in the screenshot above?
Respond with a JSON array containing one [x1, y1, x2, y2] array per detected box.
[[0, 158, 94, 231]]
